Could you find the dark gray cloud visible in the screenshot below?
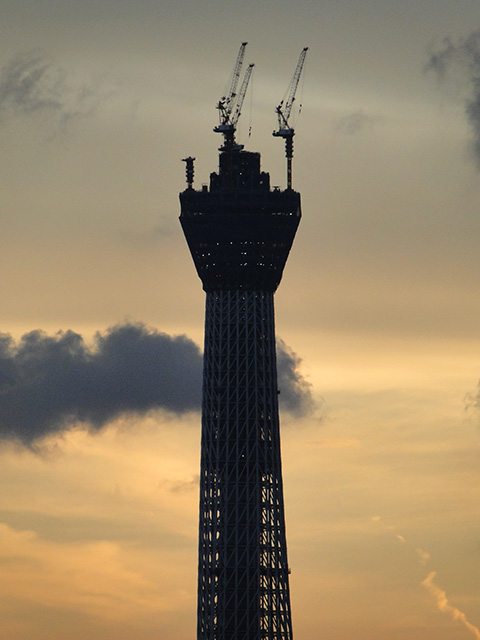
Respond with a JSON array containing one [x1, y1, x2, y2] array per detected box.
[[425, 37, 456, 78], [0, 50, 117, 132], [426, 30, 480, 165], [276, 339, 314, 417], [0, 324, 313, 447], [0, 324, 203, 446]]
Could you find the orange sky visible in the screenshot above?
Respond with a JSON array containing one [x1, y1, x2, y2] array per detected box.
[[1, 1, 480, 639]]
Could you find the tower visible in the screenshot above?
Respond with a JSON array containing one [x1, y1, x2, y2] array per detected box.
[[179, 45, 303, 640]]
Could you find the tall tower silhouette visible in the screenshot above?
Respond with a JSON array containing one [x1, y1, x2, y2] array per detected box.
[[179, 45, 303, 640]]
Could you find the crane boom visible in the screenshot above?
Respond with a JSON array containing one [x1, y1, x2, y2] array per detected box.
[[224, 41, 247, 116], [214, 43, 254, 150], [231, 63, 254, 128], [216, 42, 248, 130], [275, 47, 308, 132], [273, 47, 308, 189]]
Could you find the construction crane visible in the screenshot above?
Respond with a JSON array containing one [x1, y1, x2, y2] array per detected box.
[[273, 47, 308, 189], [214, 42, 254, 150]]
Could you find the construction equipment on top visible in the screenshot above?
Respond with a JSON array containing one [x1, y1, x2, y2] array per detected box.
[[214, 42, 254, 150], [273, 47, 308, 189]]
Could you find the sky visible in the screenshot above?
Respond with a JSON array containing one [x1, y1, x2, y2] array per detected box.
[[1, 1, 480, 639]]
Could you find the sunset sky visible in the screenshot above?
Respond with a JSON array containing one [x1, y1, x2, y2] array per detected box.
[[1, 1, 480, 639]]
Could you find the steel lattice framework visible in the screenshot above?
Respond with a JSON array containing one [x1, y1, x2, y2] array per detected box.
[[180, 145, 301, 640], [199, 290, 292, 640]]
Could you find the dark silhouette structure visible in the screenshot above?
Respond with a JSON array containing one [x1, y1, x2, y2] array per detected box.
[[180, 138, 301, 640], [179, 42, 305, 640]]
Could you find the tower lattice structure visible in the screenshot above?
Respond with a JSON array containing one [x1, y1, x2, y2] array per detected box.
[[180, 144, 301, 640]]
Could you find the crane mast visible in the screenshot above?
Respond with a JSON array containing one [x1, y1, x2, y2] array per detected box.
[[273, 47, 308, 189], [214, 43, 254, 150]]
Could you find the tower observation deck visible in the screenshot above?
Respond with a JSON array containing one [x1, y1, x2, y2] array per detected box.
[[180, 121, 301, 640]]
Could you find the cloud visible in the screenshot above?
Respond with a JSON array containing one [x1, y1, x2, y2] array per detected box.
[[334, 109, 378, 135], [164, 476, 200, 494], [0, 50, 117, 133], [425, 37, 456, 78], [276, 338, 314, 416], [464, 380, 480, 415], [374, 518, 479, 639], [0, 323, 203, 446], [426, 30, 480, 166], [421, 571, 480, 640], [0, 323, 313, 447], [416, 548, 431, 566]]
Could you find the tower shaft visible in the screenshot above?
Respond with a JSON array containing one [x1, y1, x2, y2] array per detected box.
[[180, 146, 301, 640], [198, 290, 292, 640]]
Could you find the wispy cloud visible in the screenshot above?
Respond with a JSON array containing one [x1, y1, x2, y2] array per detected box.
[[164, 476, 200, 494], [421, 571, 480, 640], [465, 379, 480, 417], [416, 548, 431, 566], [334, 109, 378, 135], [426, 30, 480, 166], [374, 517, 480, 638], [0, 50, 118, 135]]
